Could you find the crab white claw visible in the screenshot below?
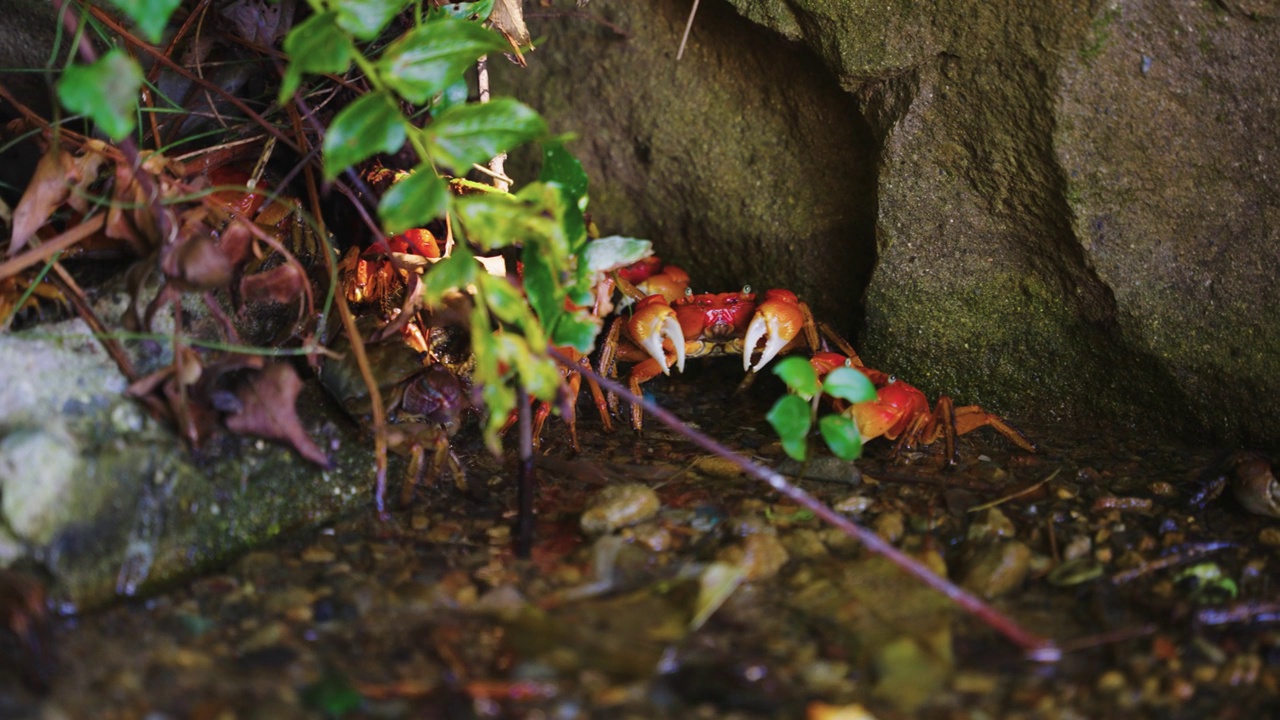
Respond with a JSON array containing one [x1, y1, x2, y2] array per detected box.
[[639, 314, 686, 375], [743, 307, 792, 373]]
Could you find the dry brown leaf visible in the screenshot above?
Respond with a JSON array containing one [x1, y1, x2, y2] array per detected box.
[[240, 262, 305, 305], [9, 148, 73, 255], [491, 0, 531, 51], [225, 361, 329, 467]]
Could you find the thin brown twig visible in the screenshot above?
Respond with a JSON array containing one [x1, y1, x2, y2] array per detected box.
[[551, 346, 1060, 661]]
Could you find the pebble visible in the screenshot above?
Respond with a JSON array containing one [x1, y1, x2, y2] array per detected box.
[[300, 546, 336, 564], [873, 511, 905, 543], [1258, 527, 1280, 547], [961, 540, 1031, 598], [580, 483, 661, 535], [967, 508, 1016, 541], [718, 533, 790, 581]]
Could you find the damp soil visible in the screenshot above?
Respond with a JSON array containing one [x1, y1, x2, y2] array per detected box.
[[8, 362, 1280, 719]]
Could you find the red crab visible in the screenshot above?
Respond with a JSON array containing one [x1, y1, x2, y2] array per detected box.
[[809, 352, 1037, 465], [600, 286, 819, 429]]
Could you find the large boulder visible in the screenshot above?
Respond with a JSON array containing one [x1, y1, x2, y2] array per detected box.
[[497, 0, 1280, 447]]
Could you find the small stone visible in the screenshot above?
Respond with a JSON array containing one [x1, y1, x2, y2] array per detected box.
[[967, 508, 1016, 541], [833, 494, 873, 516], [630, 522, 673, 552], [952, 670, 999, 694], [717, 532, 789, 581], [1097, 669, 1128, 693], [873, 511, 905, 543], [300, 546, 336, 563], [1258, 527, 1280, 547], [580, 483, 661, 535], [961, 541, 1031, 599]]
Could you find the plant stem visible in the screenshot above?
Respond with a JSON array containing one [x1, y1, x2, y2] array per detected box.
[[549, 347, 1060, 662]]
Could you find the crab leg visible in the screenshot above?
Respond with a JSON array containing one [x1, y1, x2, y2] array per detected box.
[[627, 295, 687, 374], [743, 289, 806, 372]]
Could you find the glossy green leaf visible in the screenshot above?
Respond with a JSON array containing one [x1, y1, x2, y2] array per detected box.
[[378, 167, 447, 233], [107, 0, 181, 43], [57, 50, 143, 141], [772, 356, 819, 400], [432, 0, 495, 20], [378, 20, 508, 104], [422, 246, 477, 305], [279, 13, 353, 102], [819, 414, 863, 461], [323, 91, 406, 180], [331, 0, 408, 40], [426, 98, 547, 171], [767, 394, 812, 461], [583, 236, 652, 273], [480, 382, 514, 453], [454, 192, 553, 251], [540, 141, 589, 211], [480, 273, 532, 327], [550, 310, 601, 355], [520, 242, 561, 332], [823, 366, 878, 404]]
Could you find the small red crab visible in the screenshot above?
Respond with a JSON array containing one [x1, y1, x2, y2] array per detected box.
[[600, 286, 819, 429], [810, 352, 1037, 465]]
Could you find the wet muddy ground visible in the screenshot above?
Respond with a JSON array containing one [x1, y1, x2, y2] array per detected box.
[[6, 363, 1280, 719]]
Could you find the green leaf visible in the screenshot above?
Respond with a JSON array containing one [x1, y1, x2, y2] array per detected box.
[[823, 366, 878, 404], [425, 98, 548, 171], [379, 167, 448, 233], [767, 394, 812, 461], [331, 0, 409, 40], [323, 91, 406, 180], [819, 414, 864, 461], [550, 309, 601, 354], [432, 0, 496, 21], [480, 382, 514, 453], [107, 0, 181, 43], [583, 236, 653, 273], [479, 273, 532, 328], [57, 50, 143, 141], [520, 243, 561, 332], [454, 191, 553, 251], [772, 356, 819, 400], [279, 13, 353, 102], [422, 246, 477, 305], [378, 20, 508, 104], [540, 141, 589, 210]]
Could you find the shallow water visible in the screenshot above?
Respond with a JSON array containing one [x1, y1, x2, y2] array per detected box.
[[6, 363, 1279, 719]]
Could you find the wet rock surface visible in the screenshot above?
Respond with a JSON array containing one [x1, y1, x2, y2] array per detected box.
[[7, 367, 1280, 718], [498, 0, 1280, 449]]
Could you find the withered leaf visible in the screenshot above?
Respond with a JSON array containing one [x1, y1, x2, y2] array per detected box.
[[240, 262, 305, 305], [491, 0, 531, 52], [9, 148, 73, 255], [225, 361, 330, 467]]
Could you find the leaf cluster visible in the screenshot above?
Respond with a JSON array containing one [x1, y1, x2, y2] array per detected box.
[[767, 356, 877, 462]]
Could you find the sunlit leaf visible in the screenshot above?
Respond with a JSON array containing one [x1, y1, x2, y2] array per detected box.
[[583, 236, 652, 273], [425, 98, 547, 171], [824, 366, 878, 404], [454, 191, 553, 251], [550, 310, 601, 354], [323, 91, 406, 180], [378, 19, 508, 104], [279, 12, 353, 101], [379, 167, 447, 233], [57, 50, 142, 141], [331, 0, 408, 40], [107, 0, 181, 43], [423, 251, 478, 306], [819, 414, 863, 461], [540, 141, 589, 210], [772, 356, 819, 400], [767, 394, 811, 461], [431, 0, 495, 21], [480, 273, 532, 328]]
